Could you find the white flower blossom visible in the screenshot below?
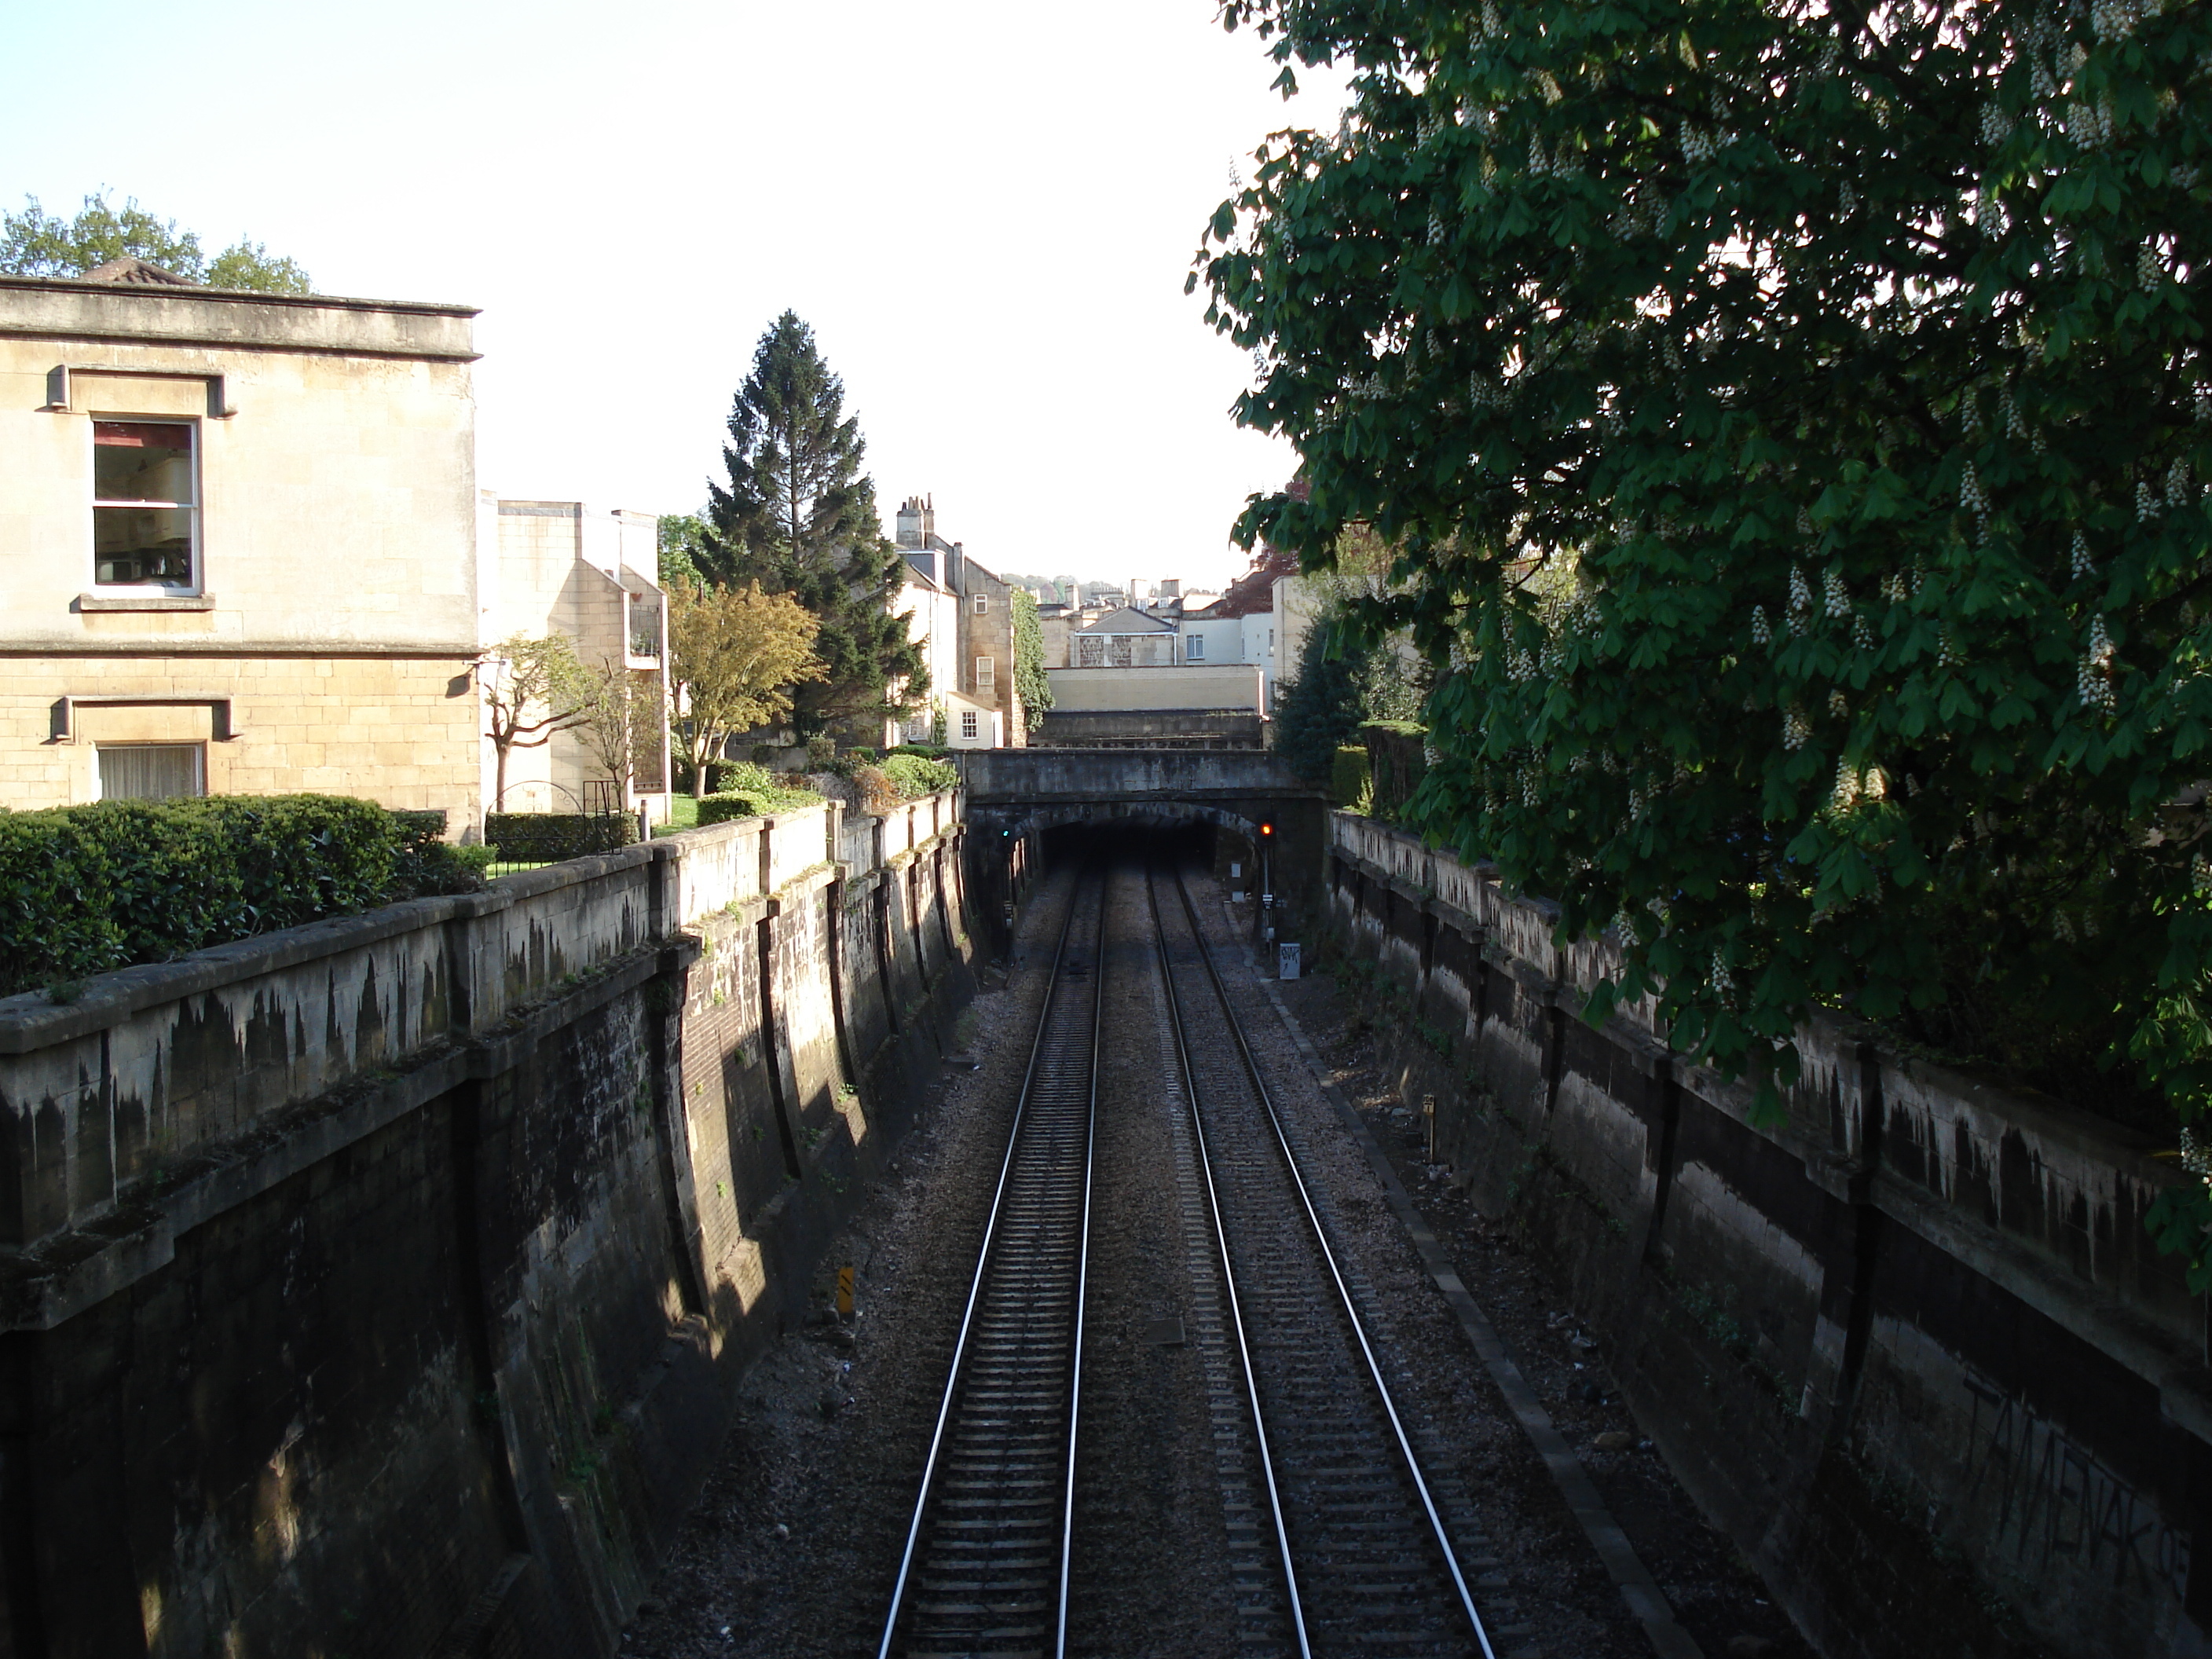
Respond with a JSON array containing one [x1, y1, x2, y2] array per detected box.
[[2141, 242, 2164, 289], [1825, 567, 1850, 620], [1783, 709, 1810, 750], [1751, 606, 1771, 646], [1959, 463, 1987, 516], [2091, 0, 2141, 41], [2071, 532, 2095, 578], [1789, 566, 1813, 614], [2170, 460, 2192, 508], [2078, 614, 2117, 710], [2138, 479, 2161, 520]]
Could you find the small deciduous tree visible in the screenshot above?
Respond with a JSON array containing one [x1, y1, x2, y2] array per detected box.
[[2, 192, 310, 291], [573, 661, 668, 799], [668, 581, 827, 787], [482, 634, 591, 809], [657, 515, 709, 588]]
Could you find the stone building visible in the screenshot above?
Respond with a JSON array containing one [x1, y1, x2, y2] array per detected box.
[[0, 269, 485, 826], [892, 495, 1020, 746], [482, 499, 671, 815]]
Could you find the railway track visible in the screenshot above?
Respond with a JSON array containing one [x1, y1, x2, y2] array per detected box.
[[879, 870, 1105, 1659], [1148, 861, 1496, 1659], [879, 855, 1492, 1657]]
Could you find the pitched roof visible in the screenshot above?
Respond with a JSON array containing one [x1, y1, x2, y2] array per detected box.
[[1206, 548, 1298, 618], [1076, 604, 1176, 635]]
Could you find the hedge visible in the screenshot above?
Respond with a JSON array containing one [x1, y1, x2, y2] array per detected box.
[[881, 753, 958, 798], [887, 743, 948, 760], [0, 795, 485, 998], [1360, 721, 1426, 823], [695, 784, 825, 827], [701, 759, 784, 796], [1331, 745, 1374, 812], [482, 812, 639, 865]]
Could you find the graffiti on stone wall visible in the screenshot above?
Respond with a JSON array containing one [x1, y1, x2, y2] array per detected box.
[[1961, 1368, 2188, 1599]]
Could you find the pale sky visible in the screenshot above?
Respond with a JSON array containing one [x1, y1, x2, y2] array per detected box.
[[2, 1, 1345, 592]]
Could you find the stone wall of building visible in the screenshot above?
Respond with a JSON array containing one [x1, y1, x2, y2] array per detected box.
[[0, 791, 976, 1657], [0, 275, 485, 824], [1323, 811, 2210, 1659], [0, 650, 481, 820]]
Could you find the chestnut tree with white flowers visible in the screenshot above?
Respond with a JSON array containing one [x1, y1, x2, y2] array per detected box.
[[1201, 0, 2212, 1276]]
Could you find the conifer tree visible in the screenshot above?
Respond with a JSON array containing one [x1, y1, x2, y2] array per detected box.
[[702, 313, 922, 737]]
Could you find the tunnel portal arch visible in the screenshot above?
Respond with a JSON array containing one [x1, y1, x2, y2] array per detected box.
[[952, 748, 1327, 955]]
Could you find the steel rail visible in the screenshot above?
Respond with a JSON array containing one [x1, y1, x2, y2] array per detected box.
[[1143, 865, 1312, 1659], [1166, 863, 1497, 1659], [877, 867, 1104, 1659]]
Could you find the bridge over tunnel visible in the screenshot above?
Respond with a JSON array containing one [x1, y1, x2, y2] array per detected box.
[[950, 747, 1328, 957]]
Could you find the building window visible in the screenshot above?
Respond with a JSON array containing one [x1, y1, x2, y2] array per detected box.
[[1185, 634, 1205, 661], [973, 593, 989, 614], [1268, 628, 1275, 653], [975, 656, 994, 691], [93, 420, 197, 588], [97, 743, 204, 800], [961, 709, 979, 739]]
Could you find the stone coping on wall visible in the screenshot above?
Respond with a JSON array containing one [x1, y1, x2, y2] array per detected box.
[[0, 791, 965, 1254], [0, 275, 481, 360]]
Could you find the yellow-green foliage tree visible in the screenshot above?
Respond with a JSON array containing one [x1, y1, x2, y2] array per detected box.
[[668, 581, 827, 786]]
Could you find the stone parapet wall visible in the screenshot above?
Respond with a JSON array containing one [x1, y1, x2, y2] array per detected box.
[[0, 793, 976, 1656], [1325, 811, 2209, 1659]]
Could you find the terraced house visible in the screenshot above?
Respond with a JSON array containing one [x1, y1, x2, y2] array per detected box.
[[0, 264, 485, 826]]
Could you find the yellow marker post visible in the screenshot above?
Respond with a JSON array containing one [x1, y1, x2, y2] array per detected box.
[[836, 1265, 855, 1319]]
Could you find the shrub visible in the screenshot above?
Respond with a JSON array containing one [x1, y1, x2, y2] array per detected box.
[[881, 753, 958, 799], [848, 765, 903, 816], [701, 759, 781, 797], [1331, 746, 1373, 812], [805, 736, 835, 769], [391, 809, 494, 899], [888, 743, 948, 760], [1361, 722, 1426, 823], [695, 782, 826, 827], [0, 795, 481, 998], [482, 812, 638, 865]]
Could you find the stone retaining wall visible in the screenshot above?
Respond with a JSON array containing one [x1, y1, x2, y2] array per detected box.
[[0, 791, 977, 1657], [1324, 811, 2209, 1659]]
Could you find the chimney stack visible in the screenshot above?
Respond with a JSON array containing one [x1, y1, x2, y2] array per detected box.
[[895, 496, 925, 550]]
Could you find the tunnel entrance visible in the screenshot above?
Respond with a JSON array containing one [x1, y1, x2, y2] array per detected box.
[[954, 748, 1326, 958]]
